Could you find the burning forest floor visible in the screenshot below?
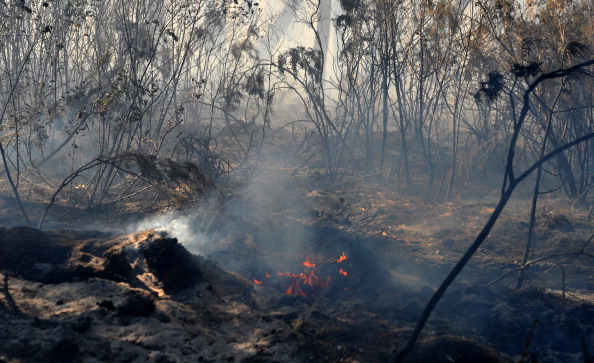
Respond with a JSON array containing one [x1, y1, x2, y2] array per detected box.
[[1, 165, 594, 362]]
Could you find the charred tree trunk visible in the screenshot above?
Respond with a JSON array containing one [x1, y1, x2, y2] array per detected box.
[[549, 132, 578, 199]]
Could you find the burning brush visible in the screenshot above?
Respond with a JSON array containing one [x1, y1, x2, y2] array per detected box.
[[252, 252, 351, 296]]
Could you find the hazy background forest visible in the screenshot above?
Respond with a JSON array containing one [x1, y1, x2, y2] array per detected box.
[[0, 0, 592, 227]]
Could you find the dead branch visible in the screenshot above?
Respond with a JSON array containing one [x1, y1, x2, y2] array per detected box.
[[38, 158, 103, 229], [2, 274, 18, 312], [486, 235, 594, 286]]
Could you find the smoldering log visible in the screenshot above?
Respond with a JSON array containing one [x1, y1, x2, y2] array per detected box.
[[0, 226, 202, 293]]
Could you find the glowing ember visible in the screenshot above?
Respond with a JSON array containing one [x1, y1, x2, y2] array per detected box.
[[336, 252, 347, 263], [339, 268, 348, 276], [277, 272, 299, 278]]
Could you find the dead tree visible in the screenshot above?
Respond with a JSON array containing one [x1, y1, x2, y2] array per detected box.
[[394, 58, 594, 362]]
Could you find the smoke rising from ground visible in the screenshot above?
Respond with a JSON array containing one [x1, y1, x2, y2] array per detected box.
[[131, 155, 316, 267], [132, 213, 211, 255]]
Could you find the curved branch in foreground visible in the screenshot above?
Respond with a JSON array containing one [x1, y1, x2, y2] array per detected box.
[[37, 159, 103, 229], [0, 141, 31, 226], [394, 59, 594, 362]]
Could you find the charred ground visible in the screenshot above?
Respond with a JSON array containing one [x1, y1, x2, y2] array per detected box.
[[1, 142, 594, 362]]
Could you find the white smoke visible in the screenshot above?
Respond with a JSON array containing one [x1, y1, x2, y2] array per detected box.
[[130, 152, 316, 267], [131, 212, 214, 255]]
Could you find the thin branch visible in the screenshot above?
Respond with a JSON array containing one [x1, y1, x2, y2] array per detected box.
[[2, 274, 18, 312]]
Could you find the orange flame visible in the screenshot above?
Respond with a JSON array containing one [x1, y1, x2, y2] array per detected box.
[[254, 253, 349, 296], [253, 272, 271, 286], [304, 270, 331, 289], [303, 258, 316, 269], [278, 270, 332, 295], [286, 278, 307, 296]]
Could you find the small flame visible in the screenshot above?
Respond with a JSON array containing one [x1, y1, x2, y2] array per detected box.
[[286, 280, 307, 296], [278, 270, 331, 295], [304, 271, 331, 289], [253, 272, 271, 286], [303, 258, 316, 269], [279, 272, 308, 296], [252, 253, 350, 296]]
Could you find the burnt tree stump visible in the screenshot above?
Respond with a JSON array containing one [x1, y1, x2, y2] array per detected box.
[[142, 236, 202, 293], [0, 226, 202, 294]]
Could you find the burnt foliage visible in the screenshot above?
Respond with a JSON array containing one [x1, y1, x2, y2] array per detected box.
[[339, 0, 361, 13], [563, 42, 594, 82], [564, 41, 591, 63], [244, 69, 266, 100], [335, 14, 353, 29], [278, 47, 323, 85], [510, 61, 542, 79], [114, 151, 216, 203], [475, 72, 505, 104]]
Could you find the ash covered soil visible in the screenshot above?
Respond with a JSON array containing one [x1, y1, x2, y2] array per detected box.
[[1, 165, 594, 362]]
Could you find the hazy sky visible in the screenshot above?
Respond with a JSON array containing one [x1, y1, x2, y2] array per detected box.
[[258, 0, 337, 76], [258, 1, 333, 46]]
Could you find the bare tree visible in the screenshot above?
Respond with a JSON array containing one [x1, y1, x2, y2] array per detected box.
[[394, 58, 594, 363]]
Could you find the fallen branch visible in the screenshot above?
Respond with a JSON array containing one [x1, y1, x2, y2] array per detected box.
[[486, 235, 594, 286]]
